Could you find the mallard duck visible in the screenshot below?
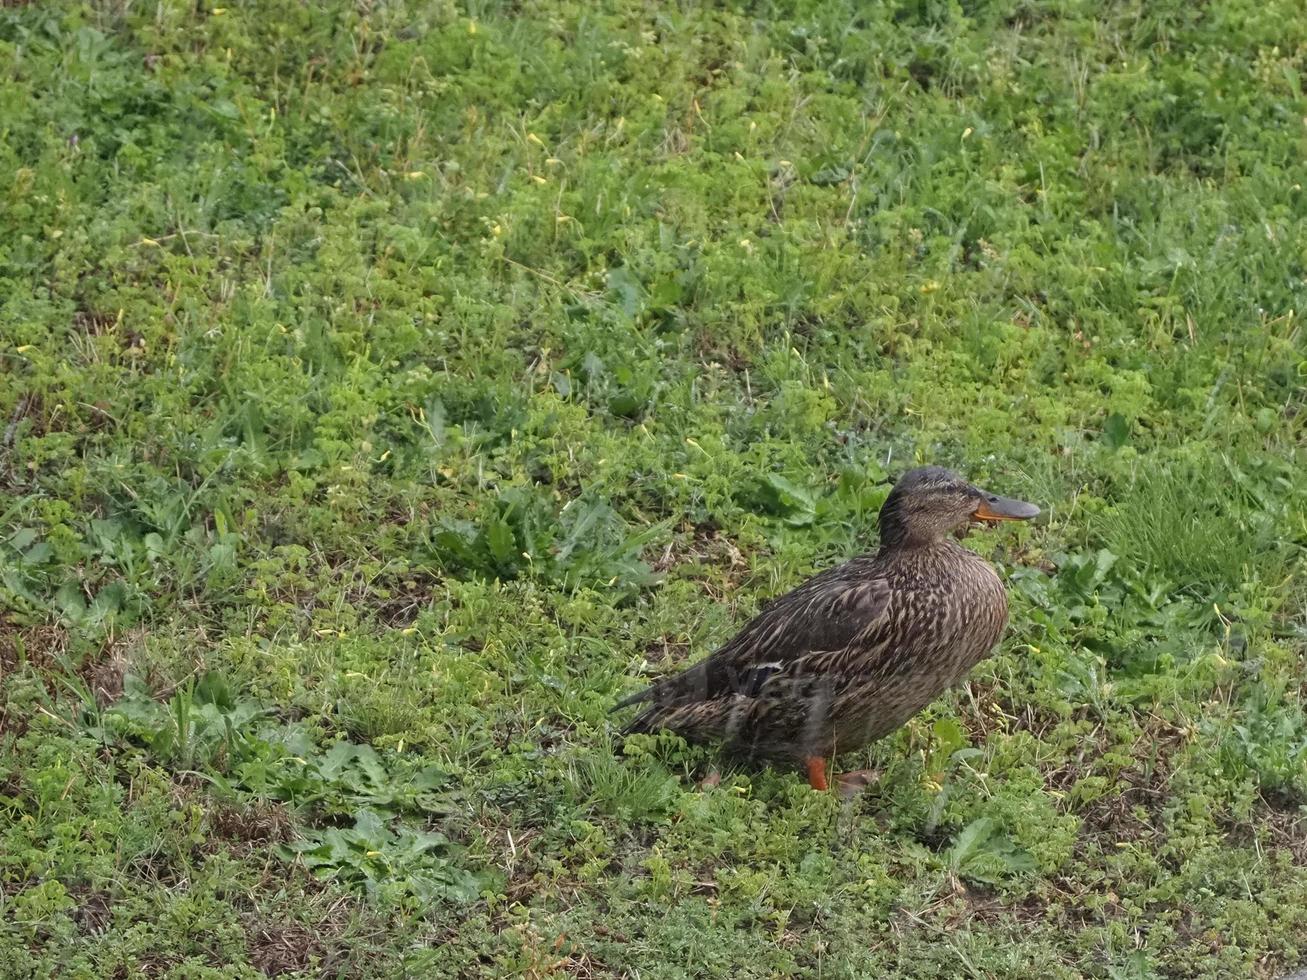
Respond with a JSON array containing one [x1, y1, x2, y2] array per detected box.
[[614, 466, 1039, 795]]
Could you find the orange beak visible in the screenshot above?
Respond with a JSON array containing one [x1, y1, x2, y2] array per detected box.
[[972, 491, 1040, 524]]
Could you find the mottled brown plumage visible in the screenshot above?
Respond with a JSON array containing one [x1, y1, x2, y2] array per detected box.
[[614, 466, 1039, 793]]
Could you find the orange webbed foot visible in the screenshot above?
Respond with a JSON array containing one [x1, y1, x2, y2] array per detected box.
[[833, 768, 882, 799], [805, 756, 830, 792]]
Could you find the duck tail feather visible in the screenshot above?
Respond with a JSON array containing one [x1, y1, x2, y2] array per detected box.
[[609, 685, 654, 713]]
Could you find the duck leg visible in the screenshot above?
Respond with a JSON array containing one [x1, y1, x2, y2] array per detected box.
[[805, 756, 830, 791], [806, 757, 881, 796], [833, 768, 882, 798]]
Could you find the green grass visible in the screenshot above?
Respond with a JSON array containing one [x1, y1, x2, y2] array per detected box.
[[1, 0, 1306, 976]]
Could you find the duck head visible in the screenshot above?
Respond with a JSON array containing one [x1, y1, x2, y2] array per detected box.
[[878, 465, 1040, 548]]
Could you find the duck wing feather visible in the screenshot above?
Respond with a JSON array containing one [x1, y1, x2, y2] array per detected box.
[[614, 557, 891, 716]]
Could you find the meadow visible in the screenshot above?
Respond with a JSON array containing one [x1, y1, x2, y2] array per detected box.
[[1, 0, 1305, 976]]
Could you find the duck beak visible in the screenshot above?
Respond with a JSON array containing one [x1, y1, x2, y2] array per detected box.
[[972, 491, 1040, 524]]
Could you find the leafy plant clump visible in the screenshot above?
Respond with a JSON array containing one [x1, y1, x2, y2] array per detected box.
[[95, 671, 496, 903]]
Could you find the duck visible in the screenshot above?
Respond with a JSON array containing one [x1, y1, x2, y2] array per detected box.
[[613, 466, 1039, 795]]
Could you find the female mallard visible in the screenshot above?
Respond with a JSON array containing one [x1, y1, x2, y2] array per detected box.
[[614, 466, 1039, 795]]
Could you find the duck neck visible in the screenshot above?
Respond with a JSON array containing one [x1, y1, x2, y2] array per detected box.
[[877, 509, 968, 557], [878, 535, 957, 559], [877, 508, 952, 553]]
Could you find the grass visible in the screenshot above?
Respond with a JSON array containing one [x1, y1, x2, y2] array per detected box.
[[1, 0, 1305, 976]]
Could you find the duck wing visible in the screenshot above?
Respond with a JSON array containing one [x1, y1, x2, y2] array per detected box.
[[614, 558, 891, 715]]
